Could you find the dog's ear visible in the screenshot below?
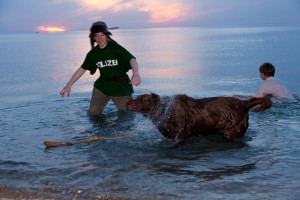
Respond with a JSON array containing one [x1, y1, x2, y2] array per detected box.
[[150, 93, 160, 102]]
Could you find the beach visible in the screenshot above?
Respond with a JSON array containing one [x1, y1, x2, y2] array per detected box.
[[0, 185, 138, 199]]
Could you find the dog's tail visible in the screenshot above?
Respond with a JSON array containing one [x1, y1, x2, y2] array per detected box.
[[244, 97, 272, 112]]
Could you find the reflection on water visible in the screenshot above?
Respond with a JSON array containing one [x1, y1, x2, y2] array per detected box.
[[149, 162, 256, 181], [0, 94, 300, 199]]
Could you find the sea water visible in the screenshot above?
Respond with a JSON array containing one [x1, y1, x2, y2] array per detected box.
[[0, 26, 300, 199]]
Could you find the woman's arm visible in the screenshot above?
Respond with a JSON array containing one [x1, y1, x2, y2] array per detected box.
[[129, 58, 141, 86], [60, 67, 86, 97]]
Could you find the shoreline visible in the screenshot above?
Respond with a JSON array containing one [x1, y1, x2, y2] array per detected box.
[[0, 185, 135, 200], [0, 185, 56, 199]]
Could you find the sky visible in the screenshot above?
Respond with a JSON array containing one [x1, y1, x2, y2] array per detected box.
[[0, 0, 300, 33]]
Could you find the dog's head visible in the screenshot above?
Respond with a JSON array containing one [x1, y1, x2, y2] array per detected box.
[[127, 93, 161, 114]]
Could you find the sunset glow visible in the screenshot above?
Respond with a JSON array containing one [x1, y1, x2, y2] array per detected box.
[[77, 0, 132, 12], [140, 3, 189, 23], [1, 0, 299, 33], [78, 0, 190, 24], [36, 26, 66, 32]]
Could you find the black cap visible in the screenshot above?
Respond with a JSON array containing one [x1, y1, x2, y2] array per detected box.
[[89, 21, 119, 49], [90, 21, 114, 35]]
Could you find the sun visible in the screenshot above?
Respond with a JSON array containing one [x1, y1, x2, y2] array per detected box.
[[36, 26, 66, 33]]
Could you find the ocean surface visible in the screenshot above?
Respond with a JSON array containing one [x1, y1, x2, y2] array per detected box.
[[0, 26, 300, 199]]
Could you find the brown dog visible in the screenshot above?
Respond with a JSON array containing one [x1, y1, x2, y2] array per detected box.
[[127, 93, 272, 144]]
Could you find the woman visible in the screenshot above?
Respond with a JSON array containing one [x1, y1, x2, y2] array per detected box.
[[60, 21, 141, 115]]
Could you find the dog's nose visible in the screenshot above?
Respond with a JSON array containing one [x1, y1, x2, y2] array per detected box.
[[126, 98, 131, 105]]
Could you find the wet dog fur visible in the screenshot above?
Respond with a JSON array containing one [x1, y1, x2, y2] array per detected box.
[[127, 93, 272, 144]]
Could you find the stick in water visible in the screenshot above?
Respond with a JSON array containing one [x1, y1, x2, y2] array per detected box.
[[44, 135, 127, 148]]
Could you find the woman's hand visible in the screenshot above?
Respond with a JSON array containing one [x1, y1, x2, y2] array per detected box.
[[59, 67, 86, 97], [130, 73, 141, 86], [60, 85, 72, 97]]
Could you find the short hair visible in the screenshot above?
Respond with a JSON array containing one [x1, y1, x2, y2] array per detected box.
[[259, 62, 275, 77]]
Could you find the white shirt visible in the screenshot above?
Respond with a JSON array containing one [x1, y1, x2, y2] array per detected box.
[[256, 77, 294, 102]]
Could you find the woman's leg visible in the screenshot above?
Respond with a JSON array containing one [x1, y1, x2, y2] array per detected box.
[[88, 88, 110, 115], [111, 95, 132, 111]]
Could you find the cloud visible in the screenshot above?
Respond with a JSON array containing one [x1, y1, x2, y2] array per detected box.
[[76, 0, 136, 13], [137, 1, 190, 23], [76, 0, 191, 24], [0, 0, 299, 33]]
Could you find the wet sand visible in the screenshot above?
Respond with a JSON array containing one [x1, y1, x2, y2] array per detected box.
[[0, 185, 55, 199], [0, 185, 135, 200]]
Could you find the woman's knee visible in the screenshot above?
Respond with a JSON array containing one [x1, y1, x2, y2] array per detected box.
[[112, 96, 131, 111], [87, 107, 102, 116]]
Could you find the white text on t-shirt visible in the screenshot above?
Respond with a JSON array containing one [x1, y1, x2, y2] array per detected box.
[[96, 59, 118, 68]]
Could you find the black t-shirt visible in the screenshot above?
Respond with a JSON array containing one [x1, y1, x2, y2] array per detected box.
[[81, 41, 135, 96]]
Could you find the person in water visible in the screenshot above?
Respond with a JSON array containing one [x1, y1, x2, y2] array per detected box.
[[235, 62, 294, 102], [60, 21, 141, 115]]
